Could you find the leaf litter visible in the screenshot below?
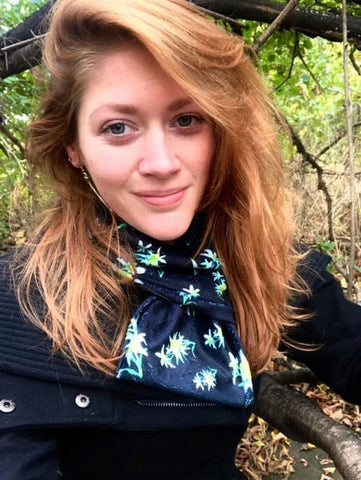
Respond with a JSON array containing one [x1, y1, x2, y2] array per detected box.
[[235, 355, 361, 479]]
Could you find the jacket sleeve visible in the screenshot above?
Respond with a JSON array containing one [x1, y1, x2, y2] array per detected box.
[[286, 256, 361, 405], [0, 430, 61, 480]]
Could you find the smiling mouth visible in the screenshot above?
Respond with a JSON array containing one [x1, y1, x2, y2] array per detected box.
[[138, 188, 186, 207]]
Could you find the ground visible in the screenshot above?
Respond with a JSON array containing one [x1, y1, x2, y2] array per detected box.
[[268, 441, 343, 480]]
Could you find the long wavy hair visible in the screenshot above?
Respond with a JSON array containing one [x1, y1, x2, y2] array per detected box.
[[15, 0, 298, 375]]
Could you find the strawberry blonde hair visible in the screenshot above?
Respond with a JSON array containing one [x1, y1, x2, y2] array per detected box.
[[16, 0, 298, 375]]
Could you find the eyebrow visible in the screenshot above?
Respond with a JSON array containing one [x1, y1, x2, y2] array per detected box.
[[167, 98, 193, 112], [89, 98, 194, 119]]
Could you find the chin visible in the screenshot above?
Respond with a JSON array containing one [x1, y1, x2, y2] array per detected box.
[[149, 230, 187, 243], [144, 220, 192, 243]]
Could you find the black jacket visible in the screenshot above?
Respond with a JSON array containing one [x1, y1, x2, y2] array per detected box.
[[0, 254, 248, 479], [1, 250, 361, 479]]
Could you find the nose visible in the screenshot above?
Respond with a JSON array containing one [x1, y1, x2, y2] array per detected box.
[[138, 129, 181, 177]]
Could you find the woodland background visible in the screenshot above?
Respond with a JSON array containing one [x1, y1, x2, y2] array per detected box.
[[0, 1, 361, 479]]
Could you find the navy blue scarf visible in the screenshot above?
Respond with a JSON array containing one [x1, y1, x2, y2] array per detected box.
[[114, 218, 254, 409]]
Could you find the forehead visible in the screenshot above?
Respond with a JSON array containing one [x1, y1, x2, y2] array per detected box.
[[78, 45, 187, 113]]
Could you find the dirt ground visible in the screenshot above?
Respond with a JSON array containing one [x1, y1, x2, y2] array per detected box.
[[267, 441, 343, 480]]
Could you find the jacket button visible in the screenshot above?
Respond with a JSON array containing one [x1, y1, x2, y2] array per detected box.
[[0, 399, 16, 413], [75, 394, 90, 408]]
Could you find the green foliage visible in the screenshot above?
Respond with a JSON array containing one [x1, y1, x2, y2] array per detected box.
[[242, 24, 360, 155], [0, 0, 47, 248], [0, 0, 46, 34], [267, 0, 361, 16]]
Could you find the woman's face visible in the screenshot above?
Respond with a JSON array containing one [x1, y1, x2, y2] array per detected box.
[[67, 45, 214, 241]]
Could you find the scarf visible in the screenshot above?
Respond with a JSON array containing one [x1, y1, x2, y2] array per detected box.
[[114, 218, 254, 409]]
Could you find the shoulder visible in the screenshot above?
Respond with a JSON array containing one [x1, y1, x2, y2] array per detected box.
[[296, 247, 331, 291], [0, 251, 14, 292], [0, 250, 108, 388], [0, 251, 27, 348], [0, 250, 50, 376]]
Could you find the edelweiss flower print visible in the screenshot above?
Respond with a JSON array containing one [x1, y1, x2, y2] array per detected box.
[[115, 220, 254, 409]]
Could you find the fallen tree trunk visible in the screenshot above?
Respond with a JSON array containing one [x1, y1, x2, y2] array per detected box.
[[196, 0, 361, 45], [0, 1, 53, 78], [254, 371, 361, 480]]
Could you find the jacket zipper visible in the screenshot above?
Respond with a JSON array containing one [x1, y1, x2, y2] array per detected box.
[[137, 400, 219, 408]]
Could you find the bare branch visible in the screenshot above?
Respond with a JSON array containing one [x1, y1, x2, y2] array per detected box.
[[350, 46, 361, 76], [316, 122, 361, 158], [297, 47, 324, 92], [253, 0, 299, 51], [195, 0, 361, 47], [0, 142, 9, 159], [0, 118, 25, 158], [0, 33, 46, 54], [274, 32, 299, 91], [342, 0, 357, 299], [0, 41, 42, 79], [289, 123, 335, 240], [254, 372, 361, 480]]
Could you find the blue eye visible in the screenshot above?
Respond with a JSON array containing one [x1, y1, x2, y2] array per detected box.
[[176, 115, 197, 127], [108, 122, 126, 135]]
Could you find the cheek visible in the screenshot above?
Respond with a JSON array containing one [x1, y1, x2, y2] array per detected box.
[[198, 134, 214, 177], [80, 146, 130, 186]]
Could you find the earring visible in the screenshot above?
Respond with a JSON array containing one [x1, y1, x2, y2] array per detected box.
[[80, 166, 90, 181], [80, 166, 113, 214]]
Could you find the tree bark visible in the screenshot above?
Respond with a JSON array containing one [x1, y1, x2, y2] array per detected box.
[[254, 372, 361, 480], [196, 0, 361, 45], [0, 1, 53, 79], [0, 1, 53, 50]]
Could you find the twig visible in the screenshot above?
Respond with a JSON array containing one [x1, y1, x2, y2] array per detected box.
[[297, 47, 324, 92], [316, 121, 361, 158], [0, 142, 8, 158], [289, 123, 335, 240], [331, 260, 349, 281], [0, 32, 46, 54], [274, 32, 299, 91], [253, 0, 299, 51], [350, 46, 361, 76], [342, 0, 357, 300], [0, 119, 25, 158]]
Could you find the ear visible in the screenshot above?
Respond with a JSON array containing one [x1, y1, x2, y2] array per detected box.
[[66, 144, 82, 168]]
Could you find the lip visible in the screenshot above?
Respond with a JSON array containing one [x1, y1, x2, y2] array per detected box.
[[137, 187, 187, 207]]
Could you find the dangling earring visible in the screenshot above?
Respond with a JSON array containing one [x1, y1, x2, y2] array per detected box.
[[80, 166, 113, 214]]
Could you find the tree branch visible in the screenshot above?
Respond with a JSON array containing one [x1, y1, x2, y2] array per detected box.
[[288, 123, 335, 240], [342, 0, 357, 300], [196, 0, 361, 47], [274, 32, 299, 91], [0, 41, 42, 79], [0, 117, 25, 158], [253, 0, 299, 51], [254, 372, 361, 480], [350, 46, 361, 76], [316, 122, 361, 158]]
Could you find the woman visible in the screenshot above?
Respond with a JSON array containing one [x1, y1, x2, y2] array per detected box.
[[1, 0, 361, 478]]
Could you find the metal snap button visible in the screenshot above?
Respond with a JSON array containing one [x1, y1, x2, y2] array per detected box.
[[0, 399, 16, 413], [75, 394, 90, 408]]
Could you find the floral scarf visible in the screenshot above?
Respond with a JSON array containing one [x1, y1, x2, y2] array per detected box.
[[114, 218, 254, 409]]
